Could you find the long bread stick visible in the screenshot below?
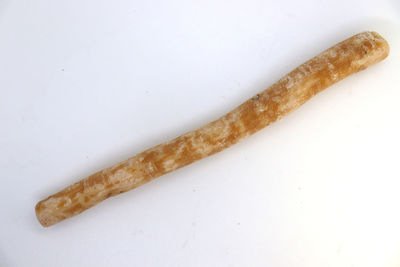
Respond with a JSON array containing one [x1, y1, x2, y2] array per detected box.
[[36, 31, 389, 227]]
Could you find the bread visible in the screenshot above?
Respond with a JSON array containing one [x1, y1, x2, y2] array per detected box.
[[35, 31, 389, 227]]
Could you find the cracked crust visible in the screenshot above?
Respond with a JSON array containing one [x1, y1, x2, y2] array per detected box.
[[36, 31, 389, 227]]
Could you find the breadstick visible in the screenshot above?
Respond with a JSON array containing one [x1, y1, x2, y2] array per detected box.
[[35, 31, 389, 227]]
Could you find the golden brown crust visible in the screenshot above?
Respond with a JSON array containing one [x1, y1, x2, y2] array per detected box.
[[35, 31, 389, 227]]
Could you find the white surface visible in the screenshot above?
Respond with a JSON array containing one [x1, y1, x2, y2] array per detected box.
[[1, 0, 399, 266]]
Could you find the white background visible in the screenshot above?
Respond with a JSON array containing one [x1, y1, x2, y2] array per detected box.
[[1, 0, 399, 266]]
